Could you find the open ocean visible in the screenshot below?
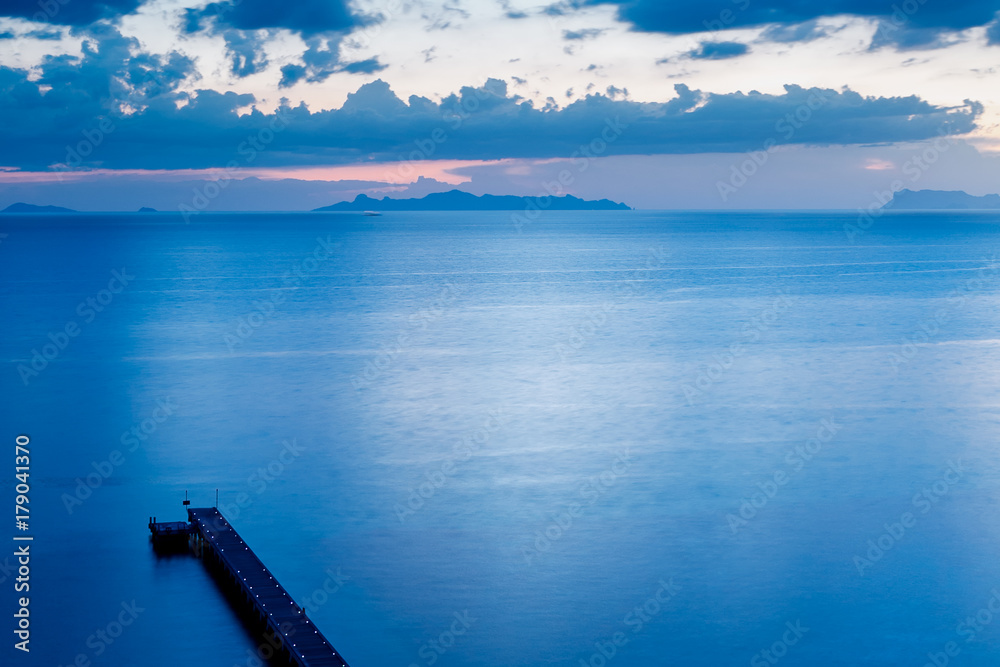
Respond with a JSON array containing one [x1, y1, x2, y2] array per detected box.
[[3, 210, 1000, 666]]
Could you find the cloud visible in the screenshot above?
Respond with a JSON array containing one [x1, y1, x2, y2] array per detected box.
[[183, 0, 357, 36], [26, 29, 64, 40], [0, 29, 983, 169], [339, 79, 409, 115], [182, 1, 373, 85], [587, 1, 1000, 34], [420, 0, 471, 31], [563, 28, 605, 40], [687, 41, 749, 59], [28, 23, 195, 109], [869, 20, 960, 50], [221, 29, 270, 77], [0, 0, 140, 26], [339, 58, 387, 74], [278, 64, 307, 88], [0, 23, 199, 165], [499, 0, 528, 19], [760, 20, 831, 43], [986, 17, 1000, 43], [278, 37, 386, 87], [542, 2, 573, 17], [0, 37, 983, 173], [583, 1, 1000, 49], [279, 36, 340, 85]]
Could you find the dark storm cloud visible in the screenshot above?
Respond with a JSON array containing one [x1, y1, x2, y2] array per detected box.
[[0, 33, 982, 173]]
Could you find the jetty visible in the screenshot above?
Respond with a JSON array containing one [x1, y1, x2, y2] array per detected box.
[[148, 507, 349, 666]]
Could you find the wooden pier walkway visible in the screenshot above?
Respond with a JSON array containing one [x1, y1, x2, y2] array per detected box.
[[150, 507, 349, 666]]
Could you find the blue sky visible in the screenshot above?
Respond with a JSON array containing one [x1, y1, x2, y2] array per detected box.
[[2, 0, 1000, 209]]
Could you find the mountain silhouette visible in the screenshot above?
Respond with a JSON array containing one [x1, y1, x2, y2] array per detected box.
[[2, 202, 77, 213], [315, 190, 631, 212]]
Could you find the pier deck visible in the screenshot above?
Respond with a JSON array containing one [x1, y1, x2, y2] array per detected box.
[[153, 507, 348, 666]]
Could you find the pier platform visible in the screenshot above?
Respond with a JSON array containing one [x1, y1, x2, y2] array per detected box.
[[149, 507, 348, 666]]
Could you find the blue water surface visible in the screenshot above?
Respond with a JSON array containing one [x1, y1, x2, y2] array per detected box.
[[2, 210, 1000, 666]]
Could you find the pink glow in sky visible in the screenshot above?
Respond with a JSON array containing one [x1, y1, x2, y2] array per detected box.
[[0, 160, 507, 185]]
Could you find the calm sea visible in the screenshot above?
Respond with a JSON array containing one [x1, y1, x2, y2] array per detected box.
[[3, 210, 1000, 666]]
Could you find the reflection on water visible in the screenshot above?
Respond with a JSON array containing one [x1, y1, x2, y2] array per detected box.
[[2, 211, 1000, 666]]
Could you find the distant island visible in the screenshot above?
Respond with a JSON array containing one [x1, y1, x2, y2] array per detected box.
[[883, 189, 1000, 210], [315, 190, 632, 212], [2, 202, 76, 213], [138, 207, 158, 212]]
